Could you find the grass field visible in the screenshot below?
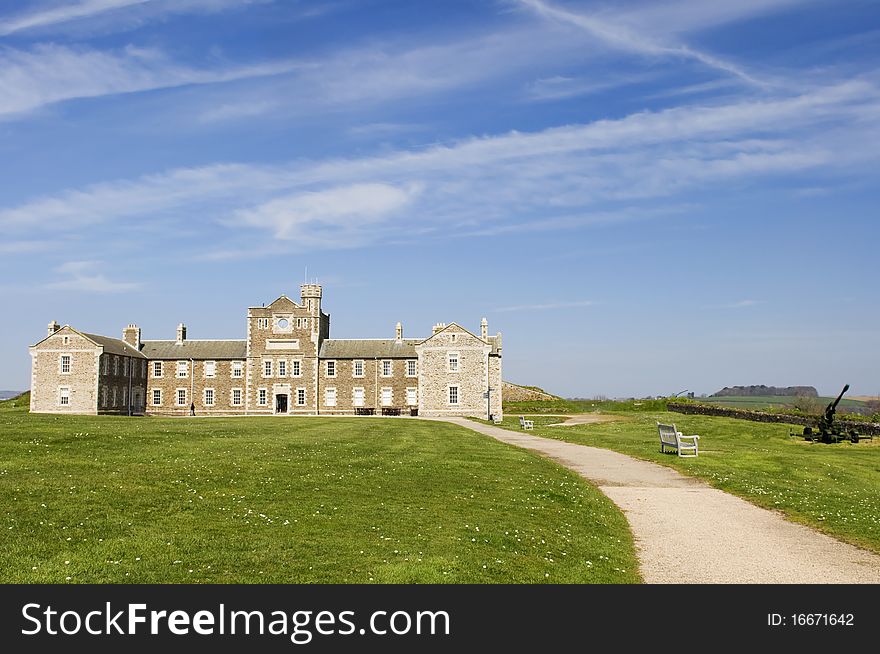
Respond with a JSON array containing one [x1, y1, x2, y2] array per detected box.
[[488, 408, 880, 553], [0, 396, 639, 584]]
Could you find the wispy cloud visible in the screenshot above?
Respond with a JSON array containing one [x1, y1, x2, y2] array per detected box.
[[197, 100, 278, 123], [0, 0, 268, 36], [2, 79, 877, 253], [515, 0, 768, 87], [0, 44, 305, 120], [494, 300, 595, 312], [713, 299, 764, 309], [45, 261, 140, 293]]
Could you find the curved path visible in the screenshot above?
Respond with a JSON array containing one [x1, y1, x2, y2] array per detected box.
[[442, 417, 880, 584]]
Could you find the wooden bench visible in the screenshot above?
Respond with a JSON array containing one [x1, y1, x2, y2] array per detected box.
[[657, 422, 699, 457], [519, 416, 534, 430], [381, 407, 401, 416], [355, 407, 375, 416]]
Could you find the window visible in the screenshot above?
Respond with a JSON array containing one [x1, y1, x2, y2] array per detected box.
[[257, 318, 269, 329], [232, 389, 242, 406], [112, 388, 118, 406], [448, 385, 459, 405], [60, 355, 71, 374], [232, 361, 243, 378], [204, 389, 214, 406], [406, 360, 417, 377], [278, 360, 287, 377], [153, 361, 163, 378], [296, 388, 306, 406], [353, 360, 364, 377], [59, 387, 70, 406], [381, 360, 392, 377], [324, 387, 337, 407], [122, 387, 128, 407], [101, 387, 108, 407], [177, 361, 188, 378], [407, 387, 417, 406], [176, 389, 186, 406], [277, 318, 289, 330], [448, 352, 459, 372], [353, 387, 365, 407], [152, 389, 162, 406], [291, 360, 301, 377], [381, 387, 392, 406], [102, 356, 109, 375], [205, 361, 216, 378], [123, 358, 129, 376], [142, 360, 147, 378], [258, 388, 268, 406], [302, 318, 309, 329], [326, 360, 336, 377], [113, 356, 119, 375], [263, 360, 273, 377], [63, 336, 70, 345]]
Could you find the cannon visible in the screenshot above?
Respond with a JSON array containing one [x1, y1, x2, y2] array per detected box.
[[800, 384, 865, 444]]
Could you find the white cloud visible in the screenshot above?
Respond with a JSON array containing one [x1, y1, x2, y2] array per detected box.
[[46, 261, 140, 293], [231, 183, 421, 244]]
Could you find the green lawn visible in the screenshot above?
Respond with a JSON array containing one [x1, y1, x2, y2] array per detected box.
[[0, 399, 639, 584], [489, 409, 880, 553]]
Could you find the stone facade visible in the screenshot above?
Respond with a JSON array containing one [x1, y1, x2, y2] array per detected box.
[[29, 285, 502, 419], [29, 323, 147, 415]]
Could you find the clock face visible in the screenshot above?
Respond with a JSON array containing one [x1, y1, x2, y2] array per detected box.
[[277, 318, 289, 330]]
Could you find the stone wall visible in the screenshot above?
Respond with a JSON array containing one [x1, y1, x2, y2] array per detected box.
[[317, 357, 419, 415], [146, 359, 246, 416], [668, 402, 880, 436], [98, 353, 148, 415], [416, 325, 492, 418], [29, 328, 99, 414]]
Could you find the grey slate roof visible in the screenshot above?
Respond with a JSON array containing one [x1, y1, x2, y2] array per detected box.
[[319, 339, 420, 359], [319, 336, 501, 358], [140, 340, 247, 360], [82, 333, 146, 358]]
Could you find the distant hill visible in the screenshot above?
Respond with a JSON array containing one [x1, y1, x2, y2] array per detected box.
[[0, 390, 24, 401], [712, 385, 817, 398], [502, 382, 558, 402]]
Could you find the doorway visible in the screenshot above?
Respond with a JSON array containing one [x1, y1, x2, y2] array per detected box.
[[275, 394, 288, 414]]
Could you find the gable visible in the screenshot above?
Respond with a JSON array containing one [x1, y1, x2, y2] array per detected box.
[[31, 326, 97, 351], [416, 323, 486, 349]]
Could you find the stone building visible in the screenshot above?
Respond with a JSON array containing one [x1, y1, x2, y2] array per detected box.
[[29, 285, 502, 419]]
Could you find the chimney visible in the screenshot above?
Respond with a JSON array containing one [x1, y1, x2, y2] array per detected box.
[[480, 317, 488, 340], [395, 321, 403, 341], [176, 323, 187, 345], [123, 324, 141, 350], [432, 322, 446, 335], [48, 320, 60, 337]]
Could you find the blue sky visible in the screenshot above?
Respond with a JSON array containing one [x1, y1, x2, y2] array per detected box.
[[1, 0, 878, 398]]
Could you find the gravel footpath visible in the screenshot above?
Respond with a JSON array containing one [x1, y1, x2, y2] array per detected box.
[[443, 417, 880, 584]]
